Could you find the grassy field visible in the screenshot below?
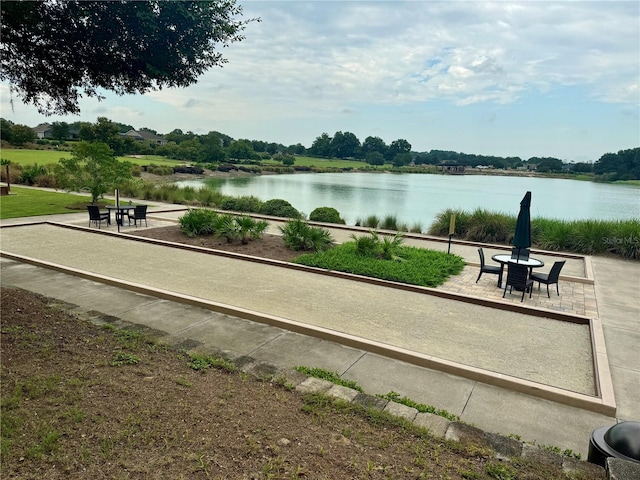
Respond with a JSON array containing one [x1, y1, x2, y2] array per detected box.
[[0, 186, 100, 219], [264, 155, 372, 169], [0, 149, 73, 166], [0, 149, 186, 167], [120, 154, 186, 167]]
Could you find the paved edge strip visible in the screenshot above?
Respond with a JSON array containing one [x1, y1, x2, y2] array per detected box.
[[0, 249, 616, 416]]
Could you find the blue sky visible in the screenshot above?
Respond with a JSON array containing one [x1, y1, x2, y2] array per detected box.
[[1, 1, 638, 162]]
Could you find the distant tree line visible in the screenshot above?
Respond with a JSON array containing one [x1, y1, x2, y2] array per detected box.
[[307, 132, 413, 167], [1, 117, 638, 180], [591, 147, 640, 181]]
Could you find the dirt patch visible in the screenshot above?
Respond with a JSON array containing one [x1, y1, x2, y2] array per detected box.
[[129, 224, 301, 263], [0, 287, 603, 479]]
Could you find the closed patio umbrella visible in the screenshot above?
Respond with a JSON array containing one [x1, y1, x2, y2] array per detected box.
[[512, 191, 532, 262]]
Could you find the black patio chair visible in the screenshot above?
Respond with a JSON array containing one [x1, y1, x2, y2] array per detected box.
[[502, 262, 534, 302], [530, 260, 566, 298], [87, 205, 109, 228], [127, 205, 148, 227], [476, 247, 502, 283]]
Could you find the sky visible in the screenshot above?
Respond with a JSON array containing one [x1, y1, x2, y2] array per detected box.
[[1, 1, 639, 162]]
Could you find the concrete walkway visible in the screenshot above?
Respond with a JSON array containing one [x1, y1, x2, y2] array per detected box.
[[1, 203, 638, 459]]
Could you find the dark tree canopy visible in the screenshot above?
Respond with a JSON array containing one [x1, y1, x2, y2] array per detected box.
[[1, 1, 255, 115]]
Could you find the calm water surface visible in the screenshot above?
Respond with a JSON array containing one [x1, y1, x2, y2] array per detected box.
[[177, 173, 640, 227]]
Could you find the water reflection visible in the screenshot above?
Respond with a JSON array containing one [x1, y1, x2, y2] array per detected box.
[[176, 173, 639, 226]]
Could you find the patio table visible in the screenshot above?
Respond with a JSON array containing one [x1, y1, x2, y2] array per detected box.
[[106, 205, 135, 226], [491, 253, 544, 288]]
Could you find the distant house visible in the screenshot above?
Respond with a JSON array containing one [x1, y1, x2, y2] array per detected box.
[[33, 123, 53, 139], [122, 129, 167, 145], [439, 163, 465, 175]]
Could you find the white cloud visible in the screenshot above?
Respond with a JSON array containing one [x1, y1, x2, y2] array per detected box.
[[2, 1, 638, 159]]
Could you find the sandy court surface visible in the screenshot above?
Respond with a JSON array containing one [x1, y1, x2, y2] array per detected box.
[[0, 223, 596, 395]]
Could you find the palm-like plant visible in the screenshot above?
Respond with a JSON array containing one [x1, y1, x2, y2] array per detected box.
[[216, 214, 239, 243], [350, 230, 405, 260], [234, 216, 269, 244], [305, 225, 334, 252], [379, 232, 405, 261], [280, 219, 333, 252]]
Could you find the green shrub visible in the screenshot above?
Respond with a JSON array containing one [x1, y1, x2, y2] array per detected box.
[[19, 163, 48, 185], [259, 198, 301, 218], [309, 206, 345, 224], [179, 208, 219, 237], [147, 165, 173, 176], [217, 163, 236, 172], [280, 219, 334, 252], [34, 174, 56, 188], [220, 195, 263, 213]]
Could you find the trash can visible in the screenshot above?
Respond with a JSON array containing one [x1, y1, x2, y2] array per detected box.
[[588, 421, 640, 468]]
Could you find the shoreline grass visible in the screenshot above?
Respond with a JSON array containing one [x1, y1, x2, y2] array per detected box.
[[428, 208, 640, 259], [2, 180, 637, 260]]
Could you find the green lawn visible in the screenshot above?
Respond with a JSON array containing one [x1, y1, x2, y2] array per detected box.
[[0, 186, 100, 219], [120, 155, 186, 167], [0, 149, 72, 166], [264, 156, 373, 169], [0, 149, 187, 167]]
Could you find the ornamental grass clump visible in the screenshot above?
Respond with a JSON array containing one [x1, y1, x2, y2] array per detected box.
[[569, 219, 612, 255], [381, 214, 400, 231], [607, 219, 640, 259], [465, 208, 514, 243], [531, 218, 572, 251]]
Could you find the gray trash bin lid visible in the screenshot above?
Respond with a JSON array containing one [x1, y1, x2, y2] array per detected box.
[[603, 422, 640, 462]]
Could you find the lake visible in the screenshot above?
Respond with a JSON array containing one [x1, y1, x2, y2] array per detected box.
[[176, 173, 640, 227]]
